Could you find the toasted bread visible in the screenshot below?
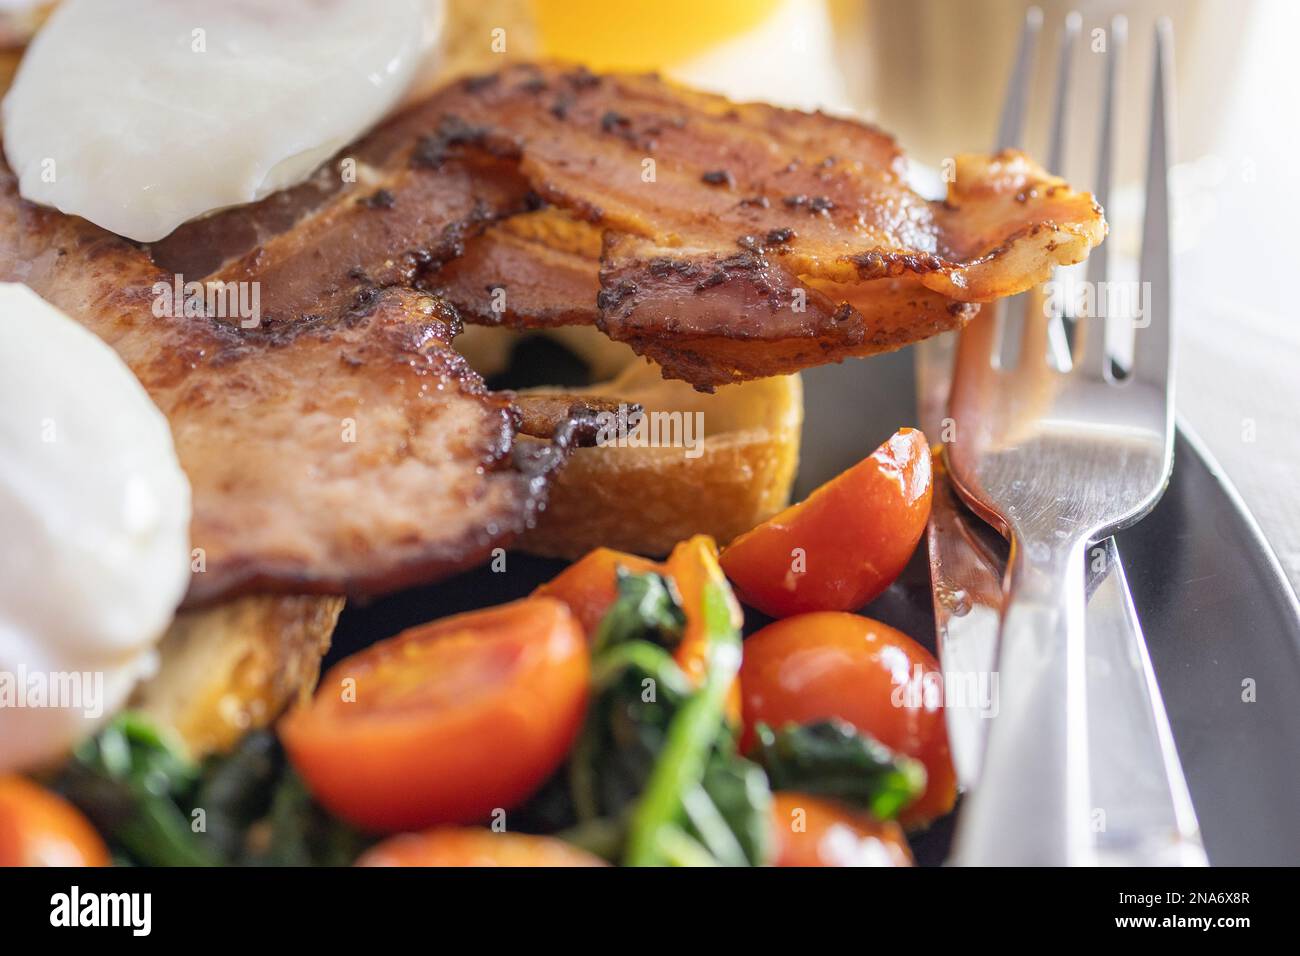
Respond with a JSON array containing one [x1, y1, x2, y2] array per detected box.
[[129, 595, 344, 758], [456, 325, 803, 559]]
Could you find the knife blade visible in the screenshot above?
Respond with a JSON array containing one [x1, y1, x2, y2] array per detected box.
[[1084, 536, 1206, 865], [916, 332, 1004, 789]]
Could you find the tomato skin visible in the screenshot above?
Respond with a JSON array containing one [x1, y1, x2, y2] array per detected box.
[[663, 536, 743, 692], [770, 792, 913, 867], [280, 598, 588, 833], [534, 547, 660, 637], [356, 828, 607, 867], [0, 775, 110, 867], [740, 612, 957, 827], [535, 535, 743, 725], [721, 428, 932, 617]]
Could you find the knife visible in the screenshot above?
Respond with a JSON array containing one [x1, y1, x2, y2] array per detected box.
[[915, 332, 1206, 864]]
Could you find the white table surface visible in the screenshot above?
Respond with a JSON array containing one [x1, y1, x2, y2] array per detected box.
[[1167, 2, 1300, 594]]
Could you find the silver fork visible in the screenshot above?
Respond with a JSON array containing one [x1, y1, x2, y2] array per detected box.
[[945, 15, 1177, 866]]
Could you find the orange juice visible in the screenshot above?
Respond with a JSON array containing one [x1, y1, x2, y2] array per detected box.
[[531, 0, 782, 70]]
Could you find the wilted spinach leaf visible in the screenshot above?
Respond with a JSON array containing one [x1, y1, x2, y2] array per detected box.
[[57, 714, 367, 866], [58, 711, 217, 866], [750, 719, 926, 821]]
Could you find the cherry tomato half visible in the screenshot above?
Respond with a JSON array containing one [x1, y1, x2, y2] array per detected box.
[[535, 535, 743, 725], [280, 597, 588, 832], [356, 828, 607, 867], [534, 546, 660, 637], [770, 792, 913, 867], [0, 775, 110, 867], [721, 428, 932, 617], [740, 612, 956, 827]]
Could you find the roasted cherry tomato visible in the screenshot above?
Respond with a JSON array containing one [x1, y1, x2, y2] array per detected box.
[[769, 792, 913, 867], [663, 536, 743, 691], [720, 427, 932, 617], [740, 612, 956, 827], [536, 535, 743, 724], [280, 597, 588, 832], [534, 547, 660, 636], [0, 775, 110, 867], [356, 828, 607, 867]]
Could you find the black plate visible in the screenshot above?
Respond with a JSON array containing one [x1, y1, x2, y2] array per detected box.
[[331, 349, 1300, 866]]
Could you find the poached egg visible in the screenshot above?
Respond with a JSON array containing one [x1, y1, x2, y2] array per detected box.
[[2, 0, 445, 242], [0, 283, 192, 771]]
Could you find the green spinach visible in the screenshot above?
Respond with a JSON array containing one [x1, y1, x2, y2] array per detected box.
[[543, 569, 772, 866], [750, 719, 926, 821], [57, 714, 367, 866]]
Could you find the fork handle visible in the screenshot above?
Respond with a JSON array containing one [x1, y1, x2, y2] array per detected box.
[[952, 536, 1093, 866]]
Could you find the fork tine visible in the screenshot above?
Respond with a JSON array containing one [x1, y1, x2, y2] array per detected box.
[[1079, 15, 1127, 379], [1132, 19, 1175, 388], [1046, 11, 1081, 174], [990, 7, 1041, 370], [995, 6, 1043, 151], [1039, 11, 1081, 371]]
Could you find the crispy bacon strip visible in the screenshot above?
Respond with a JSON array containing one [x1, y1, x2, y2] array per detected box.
[[144, 63, 1104, 389], [433, 209, 605, 329], [430, 65, 1104, 292], [0, 163, 554, 606], [428, 64, 1103, 386], [149, 108, 537, 326], [434, 208, 978, 384]]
